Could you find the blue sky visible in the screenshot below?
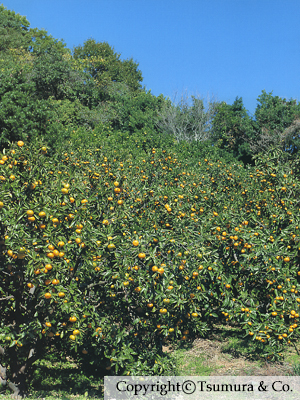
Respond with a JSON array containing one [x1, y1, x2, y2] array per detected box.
[[3, 0, 300, 115]]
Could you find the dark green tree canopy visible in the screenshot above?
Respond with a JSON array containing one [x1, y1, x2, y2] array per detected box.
[[0, 4, 31, 51], [73, 39, 143, 95]]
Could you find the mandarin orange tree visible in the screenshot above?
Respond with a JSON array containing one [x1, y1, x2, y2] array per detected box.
[[1, 132, 300, 398]]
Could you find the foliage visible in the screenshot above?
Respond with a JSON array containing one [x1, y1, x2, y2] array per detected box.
[[73, 39, 143, 100], [1, 133, 300, 398], [250, 90, 300, 155], [2, 4, 300, 399], [0, 4, 31, 51], [211, 97, 256, 164]]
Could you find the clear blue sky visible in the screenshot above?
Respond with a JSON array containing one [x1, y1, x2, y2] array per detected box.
[[2, 0, 300, 115]]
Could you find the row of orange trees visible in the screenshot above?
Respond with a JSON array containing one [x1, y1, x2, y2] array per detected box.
[[0, 130, 299, 397]]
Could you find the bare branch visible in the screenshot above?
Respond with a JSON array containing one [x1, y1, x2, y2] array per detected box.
[[0, 295, 14, 301], [156, 90, 218, 143]]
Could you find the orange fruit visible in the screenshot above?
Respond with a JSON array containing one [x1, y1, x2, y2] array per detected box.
[[138, 252, 146, 259], [17, 140, 24, 147], [44, 293, 52, 299]]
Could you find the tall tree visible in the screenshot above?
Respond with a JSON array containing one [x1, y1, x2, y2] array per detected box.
[[73, 39, 143, 101], [211, 97, 255, 164], [251, 90, 300, 155]]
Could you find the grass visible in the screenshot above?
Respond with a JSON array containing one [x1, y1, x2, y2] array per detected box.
[[1, 326, 300, 399]]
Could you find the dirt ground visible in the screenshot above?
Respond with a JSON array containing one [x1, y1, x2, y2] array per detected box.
[[164, 337, 296, 376]]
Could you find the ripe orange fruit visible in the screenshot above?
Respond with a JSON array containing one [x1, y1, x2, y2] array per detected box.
[[45, 264, 52, 271], [17, 247, 26, 259], [69, 316, 77, 323], [191, 312, 198, 317], [132, 240, 139, 246], [138, 252, 146, 259], [61, 188, 69, 194], [17, 140, 24, 147], [44, 293, 52, 299], [107, 243, 116, 250], [58, 292, 65, 298], [26, 210, 34, 216], [159, 308, 167, 314], [0, 201, 3, 209], [69, 335, 76, 341]]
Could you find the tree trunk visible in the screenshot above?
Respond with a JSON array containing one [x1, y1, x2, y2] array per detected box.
[[1, 343, 41, 399]]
